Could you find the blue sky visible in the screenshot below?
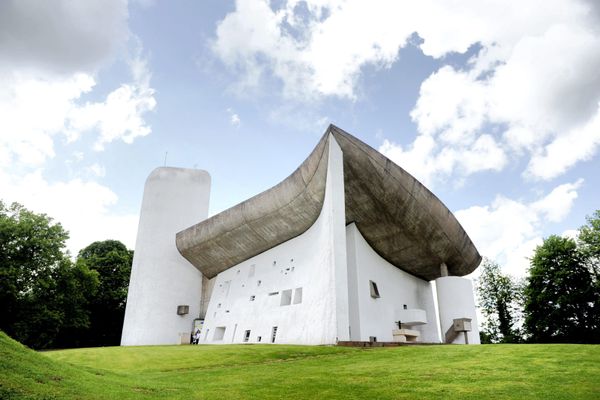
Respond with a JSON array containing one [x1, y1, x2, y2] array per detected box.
[[1, 0, 599, 277]]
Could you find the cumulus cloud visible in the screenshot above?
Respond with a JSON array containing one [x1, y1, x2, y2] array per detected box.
[[0, 170, 138, 255], [455, 179, 583, 277], [0, 0, 148, 252], [0, 0, 129, 74], [66, 56, 156, 150], [213, 0, 600, 183]]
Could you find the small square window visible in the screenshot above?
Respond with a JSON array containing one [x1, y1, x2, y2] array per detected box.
[[250, 295, 256, 301], [293, 287, 303, 304], [243, 330, 251, 342], [214, 326, 226, 341], [177, 305, 189, 315], [280, 289, 292, 306], [369, 280, 380, 298]]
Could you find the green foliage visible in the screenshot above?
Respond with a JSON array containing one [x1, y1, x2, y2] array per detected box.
[[579, 210, 600, 283], [476, 258, 522, 343], [524, 235, 600, 343], [0, 201, 99, 349], [2, 331, 599, 400], [76, 240, 133, 346]]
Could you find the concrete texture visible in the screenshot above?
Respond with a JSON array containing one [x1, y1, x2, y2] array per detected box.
[[176, 125, 480, 281], [121, 167, 210, 346]]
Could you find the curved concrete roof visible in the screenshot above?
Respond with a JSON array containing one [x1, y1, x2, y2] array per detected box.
[[176, 125, 481, 281]]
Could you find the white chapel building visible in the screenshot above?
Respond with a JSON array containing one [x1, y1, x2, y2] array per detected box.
[[121, 125, 482, 346]]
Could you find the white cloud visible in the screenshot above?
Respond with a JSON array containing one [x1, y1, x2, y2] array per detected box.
[[213, 0, 600, 182], [0, 0, 129, 74], [0, 0, 148, 253], [66, 56, 156, 150], [227, 108, 241, 127], [87, 163, 106, 178], [455, 179, 583, 276], [0, 170, 138, 255]]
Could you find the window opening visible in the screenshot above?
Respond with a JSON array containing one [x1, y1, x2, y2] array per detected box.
[[293, 287, 303, 304], [268, 291, 279, 296], [250, 295, 256, 301], [271, 326, 278, 343], [257, 336, 262, 342], [280, 289, 292, 306], [369, 280, 380, 298], [243, 330, 251, 342], [213, 326, 226, 341]]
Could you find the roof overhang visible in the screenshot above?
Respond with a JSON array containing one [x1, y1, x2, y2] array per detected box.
[[176, 125, 481, 280]]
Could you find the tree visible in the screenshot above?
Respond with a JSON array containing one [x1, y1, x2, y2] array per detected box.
[[0, 201, 98, 349], [579, 210, 600, 276], [524, 235, 599, 343], [476, 258, 522, 343], [76, 240, 133, 346]]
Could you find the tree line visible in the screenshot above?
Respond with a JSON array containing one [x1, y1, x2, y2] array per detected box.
[[477, 210, 600, 343], [0, 201, 132, 349]]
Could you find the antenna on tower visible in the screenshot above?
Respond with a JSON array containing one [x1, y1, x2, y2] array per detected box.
[[163, 151, 168, 166]]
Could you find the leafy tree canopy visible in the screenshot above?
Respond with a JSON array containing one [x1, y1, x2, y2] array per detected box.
[[476, 258, 522, 343], [524, 235, 599, 343], [0, 201, 98, 349], [76, 240, 133, 346]]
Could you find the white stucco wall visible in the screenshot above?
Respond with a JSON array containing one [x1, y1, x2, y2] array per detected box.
[[436, 276, 480, 344], [121, 167, 210, 346], [346, 223, 440, 343], [199, 135, 347, 345]]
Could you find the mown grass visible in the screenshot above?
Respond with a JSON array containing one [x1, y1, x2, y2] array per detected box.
[[1, 331, 599, 399]]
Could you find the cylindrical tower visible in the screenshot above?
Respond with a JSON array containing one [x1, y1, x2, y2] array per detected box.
[[436, 276, 480, 344], [121, 167, 210, 345]]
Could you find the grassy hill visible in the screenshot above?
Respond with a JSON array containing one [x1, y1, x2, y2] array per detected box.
[[1, 331, 599, 399]]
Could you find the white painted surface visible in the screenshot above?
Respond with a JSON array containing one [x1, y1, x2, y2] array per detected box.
[[346, 224, 440, 343], [395, 309, 427, 326], [199, 135, 347, 345], [121, 167, 210, 346], [436, 276, 480, 344]]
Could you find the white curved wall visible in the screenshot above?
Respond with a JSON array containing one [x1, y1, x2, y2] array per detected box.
[[346, 223, 440, 343], [198, 135, 348, 345], [121, 167, 210, 346], [436, 276, 480, 344]]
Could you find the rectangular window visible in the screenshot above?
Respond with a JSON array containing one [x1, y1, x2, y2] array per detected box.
[[250, 295, 256, 301], [243, 330, 251, 342], [213, 326, 226, 341], [293, 287, 303, 304], [268, 291, 279, 296], [369, 280, 380, 298], [280, 289, 292, 306], [257, 336, 262, 342], [271, 326, 278, 343], [176, 305, 189, 315]]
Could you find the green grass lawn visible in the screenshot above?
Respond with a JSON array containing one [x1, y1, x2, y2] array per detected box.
[[1, 331, 599, 399]]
